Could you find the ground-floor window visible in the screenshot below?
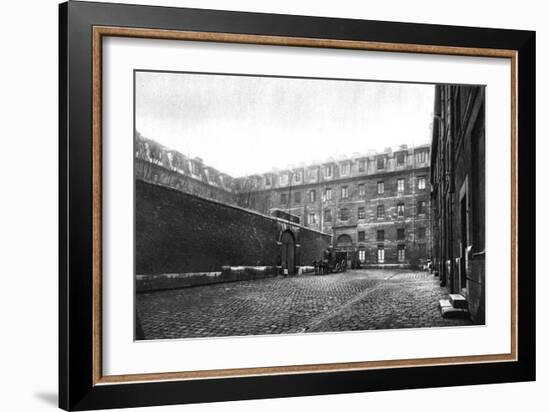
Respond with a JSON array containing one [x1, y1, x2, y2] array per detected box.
[[377, 245, 385, 263], [358, 248, 366, 263], [398, 244, 406, 262]]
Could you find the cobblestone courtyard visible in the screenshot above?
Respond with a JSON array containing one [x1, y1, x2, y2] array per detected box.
[[136, 269, 473, 340]]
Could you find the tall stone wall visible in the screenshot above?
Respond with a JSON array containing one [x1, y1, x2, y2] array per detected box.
[[136, 180, 331, 289]]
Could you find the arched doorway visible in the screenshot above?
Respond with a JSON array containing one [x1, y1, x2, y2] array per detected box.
[[336, 234, 353, 249], [280, 230, 296, 275]]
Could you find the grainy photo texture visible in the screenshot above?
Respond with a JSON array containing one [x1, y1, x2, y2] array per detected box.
[[134, 71, 485, 340]]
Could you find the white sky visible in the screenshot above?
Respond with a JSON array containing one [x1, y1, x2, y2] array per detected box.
[[135, 71, 434, 177]]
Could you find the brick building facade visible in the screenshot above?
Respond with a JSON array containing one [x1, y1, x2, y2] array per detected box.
[[430, 85, 485, 323], [135, 132, 432, 268], [234, 145, 432, 267]]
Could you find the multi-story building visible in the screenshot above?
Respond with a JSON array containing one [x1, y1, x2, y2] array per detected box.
[[430, 84, 485, 323], [135, 132, 432, 268], [235, 144, 432, 267], [135, 132, 238, 204]]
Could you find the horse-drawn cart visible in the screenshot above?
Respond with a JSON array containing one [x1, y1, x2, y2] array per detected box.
[[315, 249, 348, 275]]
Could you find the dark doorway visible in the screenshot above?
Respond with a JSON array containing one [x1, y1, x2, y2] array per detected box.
[[336, 234, 354, 268], [281, 231, 295, 275]]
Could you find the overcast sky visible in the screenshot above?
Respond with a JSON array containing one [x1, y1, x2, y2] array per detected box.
[[135, 71, 434, 177]]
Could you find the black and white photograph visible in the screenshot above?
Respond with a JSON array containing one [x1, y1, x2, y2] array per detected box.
[[134, 71, 486, 340], [0, 0, 542, 410]]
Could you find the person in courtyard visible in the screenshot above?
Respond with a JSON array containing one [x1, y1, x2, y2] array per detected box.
[[322, 247, 331, 275], [313, 260, 319, 275]]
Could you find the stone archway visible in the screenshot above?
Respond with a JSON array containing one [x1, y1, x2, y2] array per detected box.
[[280, 230, 296, 275], [336, 234, 353, 250]]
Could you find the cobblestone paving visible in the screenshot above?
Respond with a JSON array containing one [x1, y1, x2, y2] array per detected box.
[[136, 269, 473, 340]]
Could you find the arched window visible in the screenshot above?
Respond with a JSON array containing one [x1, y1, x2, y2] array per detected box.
[[336, 234, 353, 247]]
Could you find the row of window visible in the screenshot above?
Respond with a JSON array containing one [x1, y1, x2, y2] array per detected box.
[[268, 152, 429, 187], [279, 177, 427, 205], [366, 227, 427, 242], [357, 243, 428, 263], [304, 201, 428, 224]]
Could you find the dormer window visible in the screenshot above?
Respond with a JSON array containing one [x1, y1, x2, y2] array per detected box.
[[396, 152, 406, 165], [205, 169, 217, 185], [190, 161, 200, 176], [324, 165, 333, 178], [416, 150, 428, 164], [377, 157, 385, 170], [341, 163, 350, 176]]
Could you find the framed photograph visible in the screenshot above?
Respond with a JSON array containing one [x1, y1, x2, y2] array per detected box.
[[59, 1, 535, 410]]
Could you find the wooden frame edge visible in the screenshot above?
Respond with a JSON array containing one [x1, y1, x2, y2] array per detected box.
[[92, 26, 103, 385], [510, 51, 519, 362], [96, 353, 516, 385], [91, 26, 519, 386], [93, 26, 517, 58]]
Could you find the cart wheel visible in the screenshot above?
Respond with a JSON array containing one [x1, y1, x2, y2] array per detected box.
[[335, 263, 341, 272]]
